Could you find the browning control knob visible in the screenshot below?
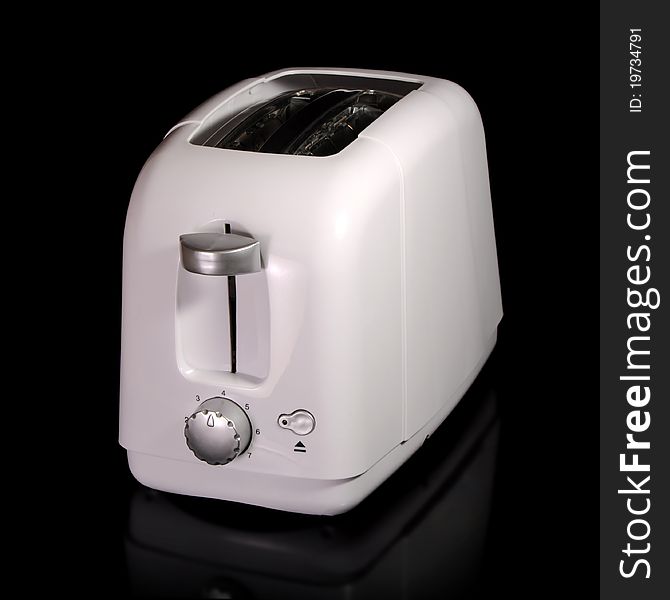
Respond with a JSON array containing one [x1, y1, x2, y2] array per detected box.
[[184, 397, 252, 465]]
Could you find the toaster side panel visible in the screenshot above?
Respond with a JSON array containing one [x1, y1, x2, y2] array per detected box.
[[361, 84, 502, 439]]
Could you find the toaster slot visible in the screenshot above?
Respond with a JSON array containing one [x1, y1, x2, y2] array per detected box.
[[199, 91, 313, 151], [210, 88, 403, 157], [192, 75, 421, 157], [289, 90, 399, 156], [258, 89, 360, 154]]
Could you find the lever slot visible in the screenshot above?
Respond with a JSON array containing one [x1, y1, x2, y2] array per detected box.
[[224, 223, 237, 373], [179, 228, 261, 376]]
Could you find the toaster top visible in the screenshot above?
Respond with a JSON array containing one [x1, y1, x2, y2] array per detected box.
[[185, 70, 425, 157], [193, 87, 408, 157]]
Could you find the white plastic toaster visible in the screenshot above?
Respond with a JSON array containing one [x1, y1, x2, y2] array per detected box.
[[119, 67, 502, 515]]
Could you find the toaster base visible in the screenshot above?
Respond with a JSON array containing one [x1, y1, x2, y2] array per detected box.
[[126, 331, 497, 515]]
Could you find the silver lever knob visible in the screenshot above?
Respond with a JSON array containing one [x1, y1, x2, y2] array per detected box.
[[180, 232, 261, 276]]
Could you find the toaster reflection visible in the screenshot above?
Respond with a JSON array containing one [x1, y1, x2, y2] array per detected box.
[[125, 380, 499, 599]]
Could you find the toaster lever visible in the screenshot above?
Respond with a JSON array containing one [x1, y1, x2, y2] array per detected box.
[[179, 230, 261, 375], [179, 232, 261, 276]]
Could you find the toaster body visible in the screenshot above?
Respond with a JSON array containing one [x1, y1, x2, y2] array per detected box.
[[119, 68, 502, 515]]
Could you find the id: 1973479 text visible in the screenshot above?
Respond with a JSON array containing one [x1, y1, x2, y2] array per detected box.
[[629, 29, 643, 113]]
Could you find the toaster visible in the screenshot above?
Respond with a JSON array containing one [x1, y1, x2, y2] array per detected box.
[[119, 67, 502, 515]]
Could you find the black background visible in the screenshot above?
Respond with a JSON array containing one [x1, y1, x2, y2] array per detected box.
[[41, 11, 598, 598]]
